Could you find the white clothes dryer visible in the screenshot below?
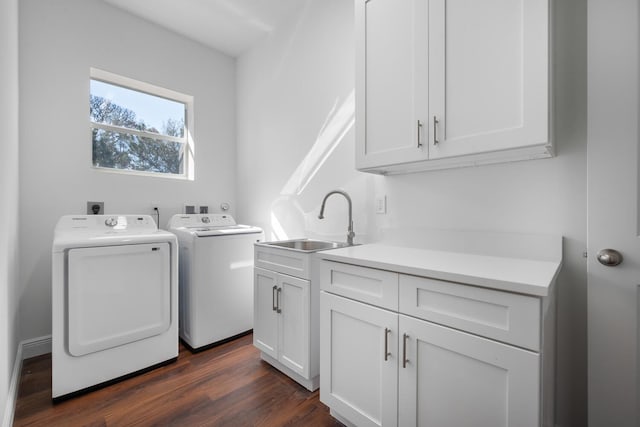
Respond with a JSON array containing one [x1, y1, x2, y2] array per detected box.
[[168, 214, 263, 351], [52, 215, 178, 400]]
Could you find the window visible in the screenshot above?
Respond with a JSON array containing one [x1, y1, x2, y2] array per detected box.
[[89, 68, 194, 179]]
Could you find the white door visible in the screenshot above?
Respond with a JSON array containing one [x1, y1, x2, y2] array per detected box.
[[320, 292, 398, 427], [253, 267, 278, 359], [278, 274, 310, 377], [355, 0, 429, 169], [398, 315, 539, 427], [587, 0, 640, 425], [428, 0, 548, 159]]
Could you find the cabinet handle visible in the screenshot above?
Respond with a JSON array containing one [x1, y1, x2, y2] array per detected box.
[[402, 333, 409, 368], [417, 120, 423, 148], [272, 285, 278, 311], [433, 116, 439, 145], [276, 287, 282, 313], [384, 328, 391, 361]]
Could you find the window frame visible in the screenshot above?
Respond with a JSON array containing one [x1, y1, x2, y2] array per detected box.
[[89, 68, 195, 180]]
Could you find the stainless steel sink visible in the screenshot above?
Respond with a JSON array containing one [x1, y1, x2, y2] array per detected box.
[[260, 239, 351, 252]]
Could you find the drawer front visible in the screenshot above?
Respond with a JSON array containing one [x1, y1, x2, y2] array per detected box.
[[320, 261, 398, 310], [399, 274, 540, 351], [254, 245, 310, 280]]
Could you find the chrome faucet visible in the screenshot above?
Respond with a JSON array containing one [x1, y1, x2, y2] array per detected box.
[[318, 190, 355, 246]]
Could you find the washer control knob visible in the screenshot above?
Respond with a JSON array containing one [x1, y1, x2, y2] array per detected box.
[[105, 217, 118, 227], [201, 216, 210, 223]]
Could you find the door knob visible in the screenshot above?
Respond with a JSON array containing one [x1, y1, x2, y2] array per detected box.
[[596, 249, 623, 266]]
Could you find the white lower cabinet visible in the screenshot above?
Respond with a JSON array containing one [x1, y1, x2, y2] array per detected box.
[[320, 292, 398, 427], [319, 259, 552, 426], [254, 267, 279, 358], [398, 315, 539, 427], [254, 267, 310, 381]]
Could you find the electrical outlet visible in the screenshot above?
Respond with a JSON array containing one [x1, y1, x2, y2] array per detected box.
[[375, 195, 387, 214], [184, 204, 196, 214], [199, 205, 209, 214], [87, 201, 104, 215]]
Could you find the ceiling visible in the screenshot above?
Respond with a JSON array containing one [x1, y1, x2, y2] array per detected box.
[[102, 0, 307, 57]]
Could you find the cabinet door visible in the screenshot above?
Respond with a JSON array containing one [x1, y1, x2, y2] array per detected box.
[[320, 292, 398, 427], [278, 274, 310, 377], [355, 0, 429, 170], [398, 315, 539, 427], [253, 267, 278, 359], [428, 0, 548, 159]]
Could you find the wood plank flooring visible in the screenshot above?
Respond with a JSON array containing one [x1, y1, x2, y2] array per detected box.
[[13, 334, 343, 427]]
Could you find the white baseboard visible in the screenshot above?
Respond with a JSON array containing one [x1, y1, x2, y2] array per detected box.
[[21, 335, 51, 360], [2, 342, 22, 427], [2, 335, 52, 427]]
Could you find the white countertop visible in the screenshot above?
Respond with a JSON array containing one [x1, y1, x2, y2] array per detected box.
[[317, 243, 562, 297]]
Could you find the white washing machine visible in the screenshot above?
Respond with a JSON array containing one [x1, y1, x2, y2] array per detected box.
[[52, 215, 178, 400], [168, 214, 263, 350]]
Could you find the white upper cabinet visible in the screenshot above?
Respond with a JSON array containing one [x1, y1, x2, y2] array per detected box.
[[355, 0, 429, 170], [429, 0, 549, 158], [356, 0, 552, 174]]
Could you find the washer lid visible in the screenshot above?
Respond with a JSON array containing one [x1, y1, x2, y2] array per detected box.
[[192, 224, 263, 237]]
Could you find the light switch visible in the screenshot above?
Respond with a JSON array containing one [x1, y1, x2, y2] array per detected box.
[[375, 195, 387, 214]]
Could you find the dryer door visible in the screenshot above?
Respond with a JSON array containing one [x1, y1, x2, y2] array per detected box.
[[67, 242, 171, 356]]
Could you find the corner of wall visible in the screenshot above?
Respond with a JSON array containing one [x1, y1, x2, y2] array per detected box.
[[0, 0, 21, 423], [1, 345, 22, 427]]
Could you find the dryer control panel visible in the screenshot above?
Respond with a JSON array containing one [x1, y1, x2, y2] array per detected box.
[[56, 215, 157, 232]]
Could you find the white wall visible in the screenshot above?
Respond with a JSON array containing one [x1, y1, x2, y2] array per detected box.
[[237, 0, 587, 426], [0, 0, 20, 422], [236, 0, 379, 244], [19, 0, 237, 341]]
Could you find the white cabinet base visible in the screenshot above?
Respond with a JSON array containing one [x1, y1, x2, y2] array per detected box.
[[318, 246, 559, 427], [253, 245, 321, 392], [330, 410, 358, 427], [360, 143, 554, 175], [260, 352, 319, 392]]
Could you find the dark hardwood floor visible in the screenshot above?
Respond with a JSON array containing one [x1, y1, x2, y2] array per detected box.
[[13, 334, 343, 427]]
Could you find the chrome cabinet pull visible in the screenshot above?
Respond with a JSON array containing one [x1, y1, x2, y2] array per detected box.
[[417, 120, 423, 148], [402, 333, 409, 368], [276, 287, 282, 313], [272, 285, 278, 311], [433, 116, 439, 145], [384, 328, 391, 361]]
